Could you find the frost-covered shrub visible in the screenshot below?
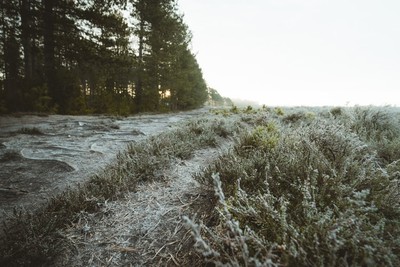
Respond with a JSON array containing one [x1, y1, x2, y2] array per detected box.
[[341, 107, 400, 165], [191, 108, 400, 267], [186, 116, 244, 145], [0, 115, 238, 266], [330, 106, 343, 118], [240, 123, 280, 151], [350, 107, 400, 142], [282, 110, 315, 125], [376, 136, 400, 164], [184, 174, 279, 267]]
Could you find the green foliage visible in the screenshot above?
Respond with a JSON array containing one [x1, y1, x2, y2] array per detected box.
[[208, 88, 225, 106], [274, 107, 285, 116], [283, 110, 315, 124], [167, 48, 208, 111], [224, 97, 234, 107], [230, 105, 239, 114], [330, 106, 343, 118], [244, 105, 256, 114], [1, 0, 206, 115], [131, 0, 207, 113], [2, 106, 399, 266], [261, 104, 270, 111], [210, 108, 231, 117], [240, 123, 280, 152], [26, 85, 56, 113]]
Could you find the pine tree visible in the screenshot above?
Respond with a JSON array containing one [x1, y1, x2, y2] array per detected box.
[[1, 0, 23, 112], [0, 0, 209, 114]]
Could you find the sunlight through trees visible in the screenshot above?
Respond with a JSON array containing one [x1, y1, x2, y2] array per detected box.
[[0, 0, 208, 114]]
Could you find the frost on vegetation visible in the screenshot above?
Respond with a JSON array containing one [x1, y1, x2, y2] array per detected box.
[[189, 106, 400, 266], [2, 106, 400, 266], [111, 115, 244, 187], [339, 106, 400, 164], [0, 115, 239, 266], [184, 173, 279, 267]]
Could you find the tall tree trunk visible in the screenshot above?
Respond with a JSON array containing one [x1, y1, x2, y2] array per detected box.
[[0, 2, 6, 81], [1, 0, 22, 111], [20, 0, 33, 81], [4, 27, 21, 111], [42, 0, 56, 105], [135, 18, 144, 112]]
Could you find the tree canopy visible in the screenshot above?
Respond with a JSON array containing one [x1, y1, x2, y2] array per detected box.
[[0, 0, 209, 114]]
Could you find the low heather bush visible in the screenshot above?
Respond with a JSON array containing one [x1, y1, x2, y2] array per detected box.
[[190, 106, 400, 266]]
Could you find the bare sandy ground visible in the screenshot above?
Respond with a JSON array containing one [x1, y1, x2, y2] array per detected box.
[[0, 109, 209, 220], [56, 145, 230, 266]]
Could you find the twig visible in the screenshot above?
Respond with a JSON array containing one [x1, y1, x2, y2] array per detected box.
[[169, 253, 180, 266], [177, 194, 201, 209], [110, 245, 137, 252], [151, 240, 179, 260], [142, 219, 162, 239]]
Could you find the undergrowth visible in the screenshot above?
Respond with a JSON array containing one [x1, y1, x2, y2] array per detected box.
[[2, 106, 399, 266], [188, 106, 400, 266], [15, 127, 44, 135], [0, 115, 239, 266]]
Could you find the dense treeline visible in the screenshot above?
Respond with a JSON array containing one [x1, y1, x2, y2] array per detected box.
[[0, 0, 208, 114], [207, 87, 233, 107]]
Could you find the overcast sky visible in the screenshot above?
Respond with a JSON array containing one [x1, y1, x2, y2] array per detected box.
[[179, 0, 400, 106]]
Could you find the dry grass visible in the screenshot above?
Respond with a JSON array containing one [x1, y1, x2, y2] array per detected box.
[[57, 148, 225, 266], [0, 115, 238, 266], [2, 106, 399, 266]]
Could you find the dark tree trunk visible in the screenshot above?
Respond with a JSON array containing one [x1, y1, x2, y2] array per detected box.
[[4, 27, 21, 111], [0, 1, 6, 81], [20, 0, 33, 81], [135, 18, 145, 112], [42, 0, 56, 105]]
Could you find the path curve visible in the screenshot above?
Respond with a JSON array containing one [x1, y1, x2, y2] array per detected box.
[[0, 109, 209, 219]]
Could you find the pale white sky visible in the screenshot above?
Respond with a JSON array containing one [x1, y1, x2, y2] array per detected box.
[[179, 0, 400, 106]]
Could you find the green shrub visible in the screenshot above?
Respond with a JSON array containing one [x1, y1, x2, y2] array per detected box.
[[244, 105, 256, 114], [240, 123, 280, 152], [330, 107, 343, 118], [274, 107, 285, 116], [27, 85, 57, 113], [283, 111, 315, 124], [230, 105, 239, 114]]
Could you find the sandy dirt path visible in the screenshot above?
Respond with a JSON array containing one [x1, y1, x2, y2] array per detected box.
[[0, 109, 209, 220], [57, 144, 229, 266]]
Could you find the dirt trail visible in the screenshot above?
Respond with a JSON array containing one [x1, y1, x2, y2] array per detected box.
[[0, 109, 208, 221], [58, 144, 229, 266]]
